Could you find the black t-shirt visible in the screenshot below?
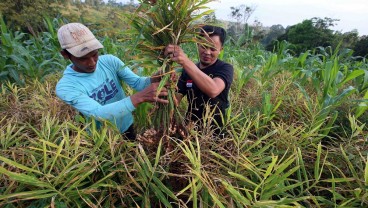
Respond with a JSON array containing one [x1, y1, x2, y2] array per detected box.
[[177, 59, 234, 129]]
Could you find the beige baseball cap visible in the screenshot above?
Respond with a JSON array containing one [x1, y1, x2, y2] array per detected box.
[[57, 23, 103, 57]]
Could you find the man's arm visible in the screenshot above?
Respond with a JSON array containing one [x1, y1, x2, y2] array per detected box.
[[56, 83, 135, 120], [178, 59, 225, 98], [164, 44, 225, 98], [56, 82, 168, 120]]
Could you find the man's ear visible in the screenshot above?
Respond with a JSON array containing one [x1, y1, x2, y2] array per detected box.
[[60, 50, 70, 60]]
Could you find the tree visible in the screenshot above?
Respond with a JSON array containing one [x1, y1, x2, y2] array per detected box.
[[229, 4, 255, 34], [311, 17, 339, 30], [107, 0, 118, 6], [334, 30, 359, 49], [267, 17, 338, 55], [261, 24, 285, 46], [203, 12, 218, 23], [251, 19, 265, 42], [85, 0, 92, 5], [353, 35, 368, 58], [226, 24, 237, 44]]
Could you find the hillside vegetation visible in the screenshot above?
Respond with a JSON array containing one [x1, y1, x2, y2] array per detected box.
[[0, 0, 134, 37]]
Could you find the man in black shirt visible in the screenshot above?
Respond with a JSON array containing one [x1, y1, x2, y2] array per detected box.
[[165, 25, 234, 137]]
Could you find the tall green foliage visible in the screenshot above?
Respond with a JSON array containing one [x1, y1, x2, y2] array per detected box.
[[0, 16, 66, 85]]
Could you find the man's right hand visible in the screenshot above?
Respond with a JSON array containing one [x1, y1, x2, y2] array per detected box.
[[130, 82, 169, 107]]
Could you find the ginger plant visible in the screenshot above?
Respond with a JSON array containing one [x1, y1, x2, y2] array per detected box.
[[126, 0, 214, 138]]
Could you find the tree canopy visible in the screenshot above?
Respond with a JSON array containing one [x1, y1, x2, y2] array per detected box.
[[353, 35, 368, 58], [269, 17, 338, 55]]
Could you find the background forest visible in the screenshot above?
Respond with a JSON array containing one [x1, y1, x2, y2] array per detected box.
[[0, 0, 367, 207]]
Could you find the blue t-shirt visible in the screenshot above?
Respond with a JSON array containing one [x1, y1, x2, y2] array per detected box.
[[56, 54, 150, 133]]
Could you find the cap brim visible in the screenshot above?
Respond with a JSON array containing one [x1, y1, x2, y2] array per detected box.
[[66, 38, 103, 57]]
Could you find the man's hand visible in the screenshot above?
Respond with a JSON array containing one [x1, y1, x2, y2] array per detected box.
[[130, 82, 169, 107], [164, 44, 189, 66]]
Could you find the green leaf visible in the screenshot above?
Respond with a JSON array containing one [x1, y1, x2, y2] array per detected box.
[[221, 179, 251, 206], [150, 182, 172, 208], [0, 155, 42, 174], [228, 171, 258, 188], [152, 175, 178, 200], [365, 155, 368, 186], [0, 166, 52, 189], [339, 69, 365, 87], [0, 189, 56, 200]]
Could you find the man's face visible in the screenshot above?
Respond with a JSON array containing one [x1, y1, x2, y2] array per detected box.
[[62, 50, 99, 73], [197, 35, 223, 68]]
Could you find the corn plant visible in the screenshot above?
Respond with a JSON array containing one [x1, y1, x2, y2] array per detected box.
[[228, 46, 266, 97], [0, 15, 27, 85], [280, 45, 368, 138], [0, 16, 66, 85]]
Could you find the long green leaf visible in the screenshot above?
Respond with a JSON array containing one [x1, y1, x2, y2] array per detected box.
[[0, 155, 42, 174], [0, 166, 52, 189]]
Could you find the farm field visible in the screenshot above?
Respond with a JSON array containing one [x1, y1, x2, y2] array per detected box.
[[0, 1, 367, 207]]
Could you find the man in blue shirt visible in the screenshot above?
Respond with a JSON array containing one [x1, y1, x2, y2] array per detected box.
[[56, 22, 168, 140]]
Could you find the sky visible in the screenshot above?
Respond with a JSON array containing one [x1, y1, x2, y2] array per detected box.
[[114, 0, 368, 36]]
